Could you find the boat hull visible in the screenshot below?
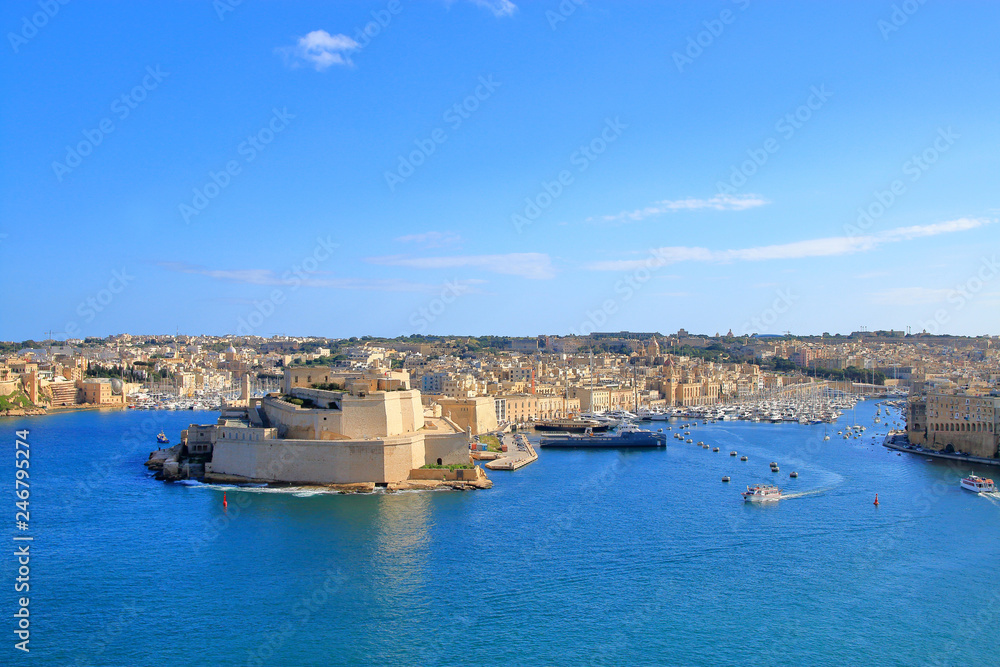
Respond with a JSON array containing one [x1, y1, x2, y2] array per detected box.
[[960, 479, 996, 493], [742, 494, 781, 503], [539, 431, 666, 448]]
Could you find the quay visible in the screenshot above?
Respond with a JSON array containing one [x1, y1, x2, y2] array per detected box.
[[485, 433, 538, 471], [882, 431, 1000, 468]]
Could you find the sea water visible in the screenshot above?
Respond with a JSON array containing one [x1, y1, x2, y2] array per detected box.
[[1, 400, 998, 666]]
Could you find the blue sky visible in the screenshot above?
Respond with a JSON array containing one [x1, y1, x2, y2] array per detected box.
[[2, 0, 998, 341]]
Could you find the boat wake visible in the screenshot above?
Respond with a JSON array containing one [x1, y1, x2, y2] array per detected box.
[[978, 491, 1000, 505], [780, 485, 838, 500]]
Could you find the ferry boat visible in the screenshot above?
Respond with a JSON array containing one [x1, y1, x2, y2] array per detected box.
[[742, 484, 782, 503], [156, 431, 169, 445], [960, 475, 996, 493], [539, 424, 666, 449], [533, 419, 610, 433]]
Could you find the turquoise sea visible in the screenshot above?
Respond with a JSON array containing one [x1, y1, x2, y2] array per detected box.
[[3, 399, 999, 666]]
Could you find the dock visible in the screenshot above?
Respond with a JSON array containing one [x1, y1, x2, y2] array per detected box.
[[485, 433, 538, 471], [882, 431, 1000, 468]]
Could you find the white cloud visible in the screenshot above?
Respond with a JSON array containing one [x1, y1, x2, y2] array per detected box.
[[465, 0, 518, 17], [585, 218, 994, 271], [277, 30, 359, 71], [394, 231, 462, 248], [589, 193, 769, 224], [158, 262, 446, 292], [879, 217, 989, 241], [367, 252, 554, 279]]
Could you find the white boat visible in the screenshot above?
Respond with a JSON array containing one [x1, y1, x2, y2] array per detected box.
[[960, 475, 996, 493], [742, 484, 782, 503]]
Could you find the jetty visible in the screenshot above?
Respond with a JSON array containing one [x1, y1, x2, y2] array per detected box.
[[485, 433, 538, 471]]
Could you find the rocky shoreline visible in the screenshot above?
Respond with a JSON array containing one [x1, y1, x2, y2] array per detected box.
[[0, 407, 47, 418]]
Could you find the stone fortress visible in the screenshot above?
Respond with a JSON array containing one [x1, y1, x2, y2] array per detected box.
[[152, 368, 488, 489]]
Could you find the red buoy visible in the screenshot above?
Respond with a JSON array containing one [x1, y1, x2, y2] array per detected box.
[[873, 493, 879, 506], [223, 492, 228, 509]]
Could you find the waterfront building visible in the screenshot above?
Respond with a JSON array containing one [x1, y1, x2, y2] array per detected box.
[[434, 396, 498, 434], [909, 390, 1000, 459]]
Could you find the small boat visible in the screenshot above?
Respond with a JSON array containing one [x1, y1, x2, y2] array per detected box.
[[686, 439, 693, 443], [730, 451, 737, 456], [960, 475, 996, 493], [740, 456, 748, 461], [771, 465, 780, 472], [722, 476, 731, 483], [769, 462, 777, 467], [156, 431, 169, 445], [789, 471, 798, 478], [697, 441, 704, 446], [712, 447, 720, 452], [742, 484, 782, 503]]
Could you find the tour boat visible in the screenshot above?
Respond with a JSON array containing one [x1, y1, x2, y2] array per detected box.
[[156, 431, 169, 444], [960, 475, 996, 493], [742, 484, 782, 503]]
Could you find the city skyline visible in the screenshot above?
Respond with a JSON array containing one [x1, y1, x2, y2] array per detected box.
[[3, 1, 999, 340]]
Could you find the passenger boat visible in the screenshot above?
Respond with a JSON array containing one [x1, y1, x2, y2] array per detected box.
[[742, 484, 782, 503], [539, 423, 666, 449], [156, 431, 169, 445], [960, 475, 996, 493], [533, 419, 610, 433]]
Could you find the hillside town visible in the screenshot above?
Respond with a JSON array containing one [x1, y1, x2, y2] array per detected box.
[[1, 330, 997, 461]]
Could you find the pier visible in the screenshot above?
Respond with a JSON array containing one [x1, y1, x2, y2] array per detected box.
[[485, 433, 538, 471]]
